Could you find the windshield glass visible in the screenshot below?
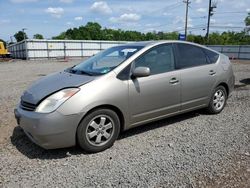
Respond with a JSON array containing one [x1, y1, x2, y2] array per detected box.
[[67, 45, 143, 75]]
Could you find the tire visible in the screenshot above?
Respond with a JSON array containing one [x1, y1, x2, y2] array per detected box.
[[206, 86, 227, 114], [77, 108, 120, 153]]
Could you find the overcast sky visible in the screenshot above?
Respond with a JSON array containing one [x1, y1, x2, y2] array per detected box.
[[0, 0, 249, 41]]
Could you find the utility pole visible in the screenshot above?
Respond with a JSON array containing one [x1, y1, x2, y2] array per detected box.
[[22, 28, 27, 41], [184, 0, 191, 41], [22, 28, 28, 60], [206, 0, 217, 43]]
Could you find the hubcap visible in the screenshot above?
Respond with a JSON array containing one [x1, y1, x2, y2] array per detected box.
[[86, 115, 114, 146], [213, 89, 225, 111]]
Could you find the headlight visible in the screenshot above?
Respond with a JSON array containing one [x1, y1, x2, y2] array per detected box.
[[35, 88, 80, 113]]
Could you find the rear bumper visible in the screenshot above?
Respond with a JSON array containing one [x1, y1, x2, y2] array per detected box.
[[14, 106, 83, 149]]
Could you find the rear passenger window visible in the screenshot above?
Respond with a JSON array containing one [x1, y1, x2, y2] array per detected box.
[[176, 43, 207, 69], [203, 49, 219, 64]]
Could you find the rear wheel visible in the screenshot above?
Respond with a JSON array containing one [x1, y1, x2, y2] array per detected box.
[[77, 109, 120, 153], [206, 86, 227, 114]]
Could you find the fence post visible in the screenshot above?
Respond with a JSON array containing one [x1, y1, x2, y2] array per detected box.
[[46, 41, 49, 59], [81, 42, 83, 57], [25, 40, 28, 60], [238, 45, 241, 59], [64, 42, 66, 59]]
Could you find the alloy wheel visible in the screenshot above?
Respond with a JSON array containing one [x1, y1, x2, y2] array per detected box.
[[85, 115, 114, 146], [213, 89, 225, 111]]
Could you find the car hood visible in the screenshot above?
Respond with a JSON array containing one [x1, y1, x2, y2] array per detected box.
[[21, 71, 95, 105]]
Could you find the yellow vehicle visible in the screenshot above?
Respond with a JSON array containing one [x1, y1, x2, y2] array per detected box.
[[0, 42, 10, 57]]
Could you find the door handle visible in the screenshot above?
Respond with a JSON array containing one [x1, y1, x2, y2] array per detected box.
[[169, 77, 179, 84], [209, 70, 216, 75]]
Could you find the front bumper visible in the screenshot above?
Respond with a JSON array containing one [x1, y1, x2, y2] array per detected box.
[[14, 106, 83, 149]]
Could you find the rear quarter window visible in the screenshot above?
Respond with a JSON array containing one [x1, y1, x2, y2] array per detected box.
[[203, 49, 219, 64]]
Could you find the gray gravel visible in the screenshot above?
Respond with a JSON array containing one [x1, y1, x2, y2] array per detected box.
[[0, 59, 249, 187]]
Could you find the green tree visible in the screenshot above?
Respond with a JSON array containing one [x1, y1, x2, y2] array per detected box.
[[33, 34, 44, 39], [245, 12, 250, 33], [51, 22, 250, 45], [14, 31, 28, 42], [245, 12, 250, 26], [85, 22, 102, 40], [52, 32, 66, 39]]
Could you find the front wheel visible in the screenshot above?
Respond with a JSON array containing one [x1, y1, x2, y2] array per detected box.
[[206, 86, 227, 114], [77, 109, 120, 153]]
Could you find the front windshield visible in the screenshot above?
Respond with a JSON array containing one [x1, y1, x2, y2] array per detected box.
[[68, 45, 143, 75]]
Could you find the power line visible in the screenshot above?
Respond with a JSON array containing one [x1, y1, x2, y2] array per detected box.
[[173, 27, 205, 33], [213, 15, 246, 19], [211, 21, 245, 25], [215, 11, 248, 14], [210, 25, 246, 29], [191, 16, 207, 19], [152, 1, 183, 15], [163, 1, 183, 10], [136, 1, 185, 32], [173, 24, 207, 32]]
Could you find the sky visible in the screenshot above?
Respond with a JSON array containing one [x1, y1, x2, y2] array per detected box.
[[0, 0, 249, 41]]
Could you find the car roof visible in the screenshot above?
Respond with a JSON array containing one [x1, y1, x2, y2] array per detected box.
[[118, 40, 219, 54], [118, 41, 155, 47], [119, 40, 204, 47]]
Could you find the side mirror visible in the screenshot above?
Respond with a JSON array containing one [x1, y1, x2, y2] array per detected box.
[[132, 67, 150, 78]]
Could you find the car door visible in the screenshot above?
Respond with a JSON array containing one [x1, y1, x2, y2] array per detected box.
[[174, 43, 217, 111], [128, 44, 181, 125]]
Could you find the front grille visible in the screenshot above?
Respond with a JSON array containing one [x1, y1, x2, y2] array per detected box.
[[20, 100, 37, 111]]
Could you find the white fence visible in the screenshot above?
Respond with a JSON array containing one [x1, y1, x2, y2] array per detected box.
[[8, 39, 128, 59], [8, 39, 250, 60]]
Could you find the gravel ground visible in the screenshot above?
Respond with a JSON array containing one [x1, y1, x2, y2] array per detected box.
[[0, 59, 249, 187]]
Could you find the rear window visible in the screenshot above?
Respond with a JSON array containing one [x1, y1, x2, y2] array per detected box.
[[203, 49, 219, 64]]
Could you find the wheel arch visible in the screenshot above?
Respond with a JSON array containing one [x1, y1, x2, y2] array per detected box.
[[78, 104, 125, 134], [216, 82, 229, 96]]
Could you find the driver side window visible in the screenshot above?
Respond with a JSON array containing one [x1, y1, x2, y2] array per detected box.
[[134, 44, 175, 75]]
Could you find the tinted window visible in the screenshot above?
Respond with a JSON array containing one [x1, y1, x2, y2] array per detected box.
[[176, 43, 207, 69], [134, 44, 175, 75], [204, 49, 219, 64], [117, 64, 131, 80]]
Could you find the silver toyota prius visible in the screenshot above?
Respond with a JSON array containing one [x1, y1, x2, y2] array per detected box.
[[14, 41, 235, 153]]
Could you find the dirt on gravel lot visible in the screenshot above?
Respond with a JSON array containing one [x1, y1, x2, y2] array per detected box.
[[0, 59, 249, 187]]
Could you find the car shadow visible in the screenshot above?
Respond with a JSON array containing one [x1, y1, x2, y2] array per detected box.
[[118, 110, 200, 140], [240, 78, 250, 85], [234, 79, 250, 91], [11, 110, 201, 160]]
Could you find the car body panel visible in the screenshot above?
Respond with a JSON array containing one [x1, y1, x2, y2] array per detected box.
[[178, 63, 218, 110], [57, 71, 131, 129], [128, 70, 181, 124], [21, 71, 95, 104], [14, 106, 83, 149]]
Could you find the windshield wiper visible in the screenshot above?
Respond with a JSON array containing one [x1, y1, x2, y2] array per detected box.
[[66, 65, 76, 73], [79, 70, 93, 76], [67, 66, 93, 76]]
